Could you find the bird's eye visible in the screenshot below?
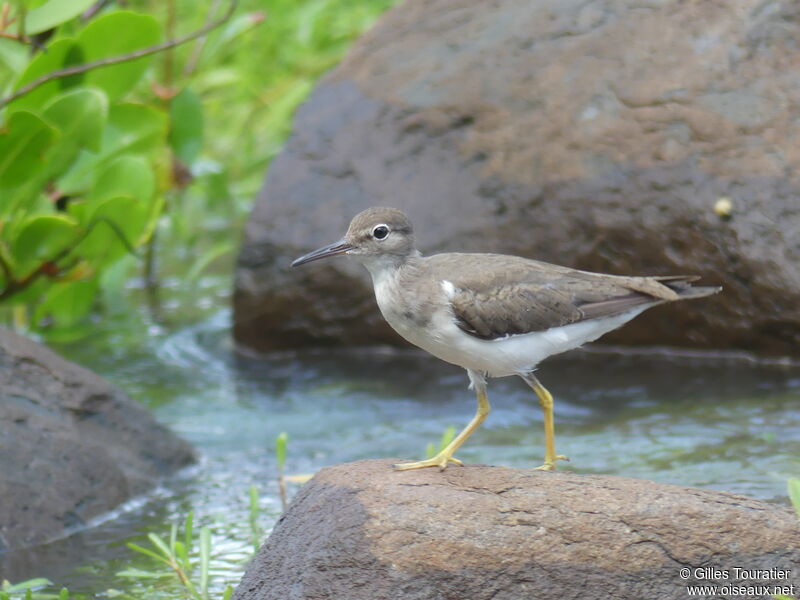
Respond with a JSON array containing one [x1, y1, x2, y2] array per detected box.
[[372, 225, 390, 240]]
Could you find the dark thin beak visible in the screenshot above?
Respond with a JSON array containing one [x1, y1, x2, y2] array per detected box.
[[291, 239, 353, 267]]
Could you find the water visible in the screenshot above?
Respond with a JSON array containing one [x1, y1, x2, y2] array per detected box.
[[2, 308, 799, 596]]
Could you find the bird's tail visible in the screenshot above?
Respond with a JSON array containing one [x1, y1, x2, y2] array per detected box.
[[656, 275, 721, 299]]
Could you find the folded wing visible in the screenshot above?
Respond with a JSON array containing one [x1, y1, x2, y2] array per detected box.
[[435, 255, 717, 340]]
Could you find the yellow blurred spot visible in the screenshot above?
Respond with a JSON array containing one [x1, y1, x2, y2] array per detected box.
[[285, 473, 314, 484], [714, 197, 733, 218]]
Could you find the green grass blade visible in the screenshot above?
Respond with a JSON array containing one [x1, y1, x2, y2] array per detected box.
[[126, 542, 170, 565], [249, 485, 259, 525], [147, 533, 174, 559], [169, 522, 178, 558], [425, 442, 435, 459], [115, 568, 164, 579], [439, 426, 456, 452], [788, 478, 800, 519], [2, 580, 51, 593], [275, 432, 288, 470], [184, 511, 194, 554], [174, 540, 189, 567], [199, 527, 211, 599]]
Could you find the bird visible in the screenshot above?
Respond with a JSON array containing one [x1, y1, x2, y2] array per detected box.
[[291, 207, 720, 471]]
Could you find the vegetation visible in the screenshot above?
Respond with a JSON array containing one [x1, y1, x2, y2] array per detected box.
[[0, 0, 395, 595], [0, 435, 285, 600], [0, 0, 395, 340], [425, 425, 456, 459]]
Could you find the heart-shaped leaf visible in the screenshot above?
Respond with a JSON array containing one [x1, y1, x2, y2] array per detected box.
[[0, 111, 58, 189], [76, 11, 161, 102]]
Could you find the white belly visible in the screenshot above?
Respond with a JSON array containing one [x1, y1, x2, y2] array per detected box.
[[399, 306, 645, 377], [373, 273, 646, 377]]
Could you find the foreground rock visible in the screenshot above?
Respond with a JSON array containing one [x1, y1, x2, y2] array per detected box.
[[234, 0, 800, 358], [0, 329, 196, 551], [234, 459, 800, 600]]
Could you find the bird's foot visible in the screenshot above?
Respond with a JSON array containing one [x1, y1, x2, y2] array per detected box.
[[534, 454, 569, 471], [393, 452, 464, 472]]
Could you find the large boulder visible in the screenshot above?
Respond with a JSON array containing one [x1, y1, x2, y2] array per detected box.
[[234, 459, 800, 600], [0, 329, 196, 551], [234, 0, 800, 358]]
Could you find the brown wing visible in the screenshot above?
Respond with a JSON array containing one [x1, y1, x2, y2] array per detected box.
[[433, 254, 711, 340]]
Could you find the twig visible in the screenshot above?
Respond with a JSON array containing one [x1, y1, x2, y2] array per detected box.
[[0, 216, 141, 302], [0, 30, 29, 43], [163, 0, 176, 90], [183, 0, 224, 78], [81, 0, 113, 22], [14, 1, 25, 42], [0, 0, 238, 108]]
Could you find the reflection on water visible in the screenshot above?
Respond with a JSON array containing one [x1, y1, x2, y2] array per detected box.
[[2, 309, 799, 593]]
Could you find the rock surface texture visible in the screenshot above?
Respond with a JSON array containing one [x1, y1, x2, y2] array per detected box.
[[234, 0, 800, 358], [234, 460, 800, 600], [0, 328, 196, 551]]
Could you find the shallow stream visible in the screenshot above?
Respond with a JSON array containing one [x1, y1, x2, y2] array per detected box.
[[2, 306, 799, 596]]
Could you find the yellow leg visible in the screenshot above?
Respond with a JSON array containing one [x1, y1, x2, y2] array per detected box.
[[395, 370, 490, 471], [522, 374, 569, 471]]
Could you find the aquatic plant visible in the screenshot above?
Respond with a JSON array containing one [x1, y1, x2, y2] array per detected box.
[[0, 0, 395, 339]]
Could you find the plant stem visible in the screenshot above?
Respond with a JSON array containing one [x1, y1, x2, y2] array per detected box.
[[0, 0, 239, 108]]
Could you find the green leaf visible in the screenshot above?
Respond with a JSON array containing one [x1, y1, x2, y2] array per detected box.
[[1, 579, 51, 593], [32, 278, 98, 328], [146, 533, 173, 559], [275, 432, 288, 470], [125, 543, 169, 564], [9, 38, 84, 113], [97, 253, 135, 303], [114, 568, 163, 579], [76, 11, 161, 102], [88, 155, 154, 205], [0, 275, 49, 306], [248, 485, 260, 524], [57, 103, 167, 195], [173, 540, 188, 565], [24, 0, 97, 35], [42, 88, 108, 151], [789, 478, 800, 519], [439, 426, 456, 452], [184, 512, 194, 555], [261, 78, 313, 138], [77, 196, 150, 264], [169, 88, 204, 164], [185, 240, 233, 281], [0, 111, 58, 189], [199, 527, 211, 598], [0, 37, 28, 74], [41, 88, 109, 176], [424, 442, 435, 459], [104, 103, 168, 157], [11, 214, 80, 275], [168, 522, 178, 556]]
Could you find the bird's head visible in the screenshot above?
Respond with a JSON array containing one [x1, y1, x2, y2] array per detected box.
[[291, 207, 417, 272]]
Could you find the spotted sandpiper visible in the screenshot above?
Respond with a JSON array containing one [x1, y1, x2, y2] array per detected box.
[[292, 207, 720, 471]]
